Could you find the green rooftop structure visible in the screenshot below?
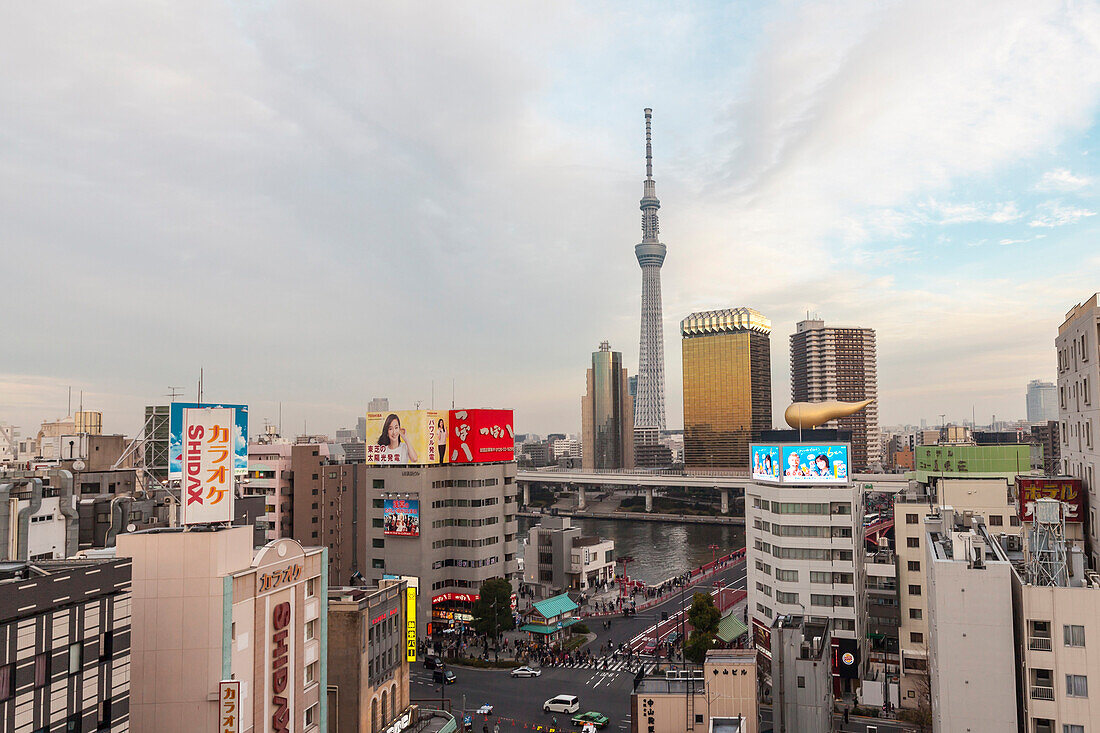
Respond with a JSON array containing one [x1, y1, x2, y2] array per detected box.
[[911, 444, 1040, 483], [716, 612, 748, 644], [521, 592, 579, 644]]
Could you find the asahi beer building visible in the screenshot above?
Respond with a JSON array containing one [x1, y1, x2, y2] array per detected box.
[[117, 527, 328, 733]]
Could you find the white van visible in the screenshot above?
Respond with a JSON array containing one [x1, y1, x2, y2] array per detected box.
[[543, 694, 580, 714]]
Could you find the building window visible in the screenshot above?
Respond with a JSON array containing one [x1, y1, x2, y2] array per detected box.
[[906, 513, 918, 524], [306, 703, 319, 727], [907, 561, 920, 572], [907, 537, 920, 548], [776, 591, 799, 605], [1066, 674, 1088, 697], [306, 620, 317, 641], [373, 499, 384, 509], [373, 480, 385, 489], [775, 569, 798, 582], [910, 632, 923, 643], [908, 585, 921, 596], [68, 643, 82, 675], [1063, 725, 1084, 733], [1010, 516, 1021, 527], [797, 676, 805, 688], [306, 662, 318, 685], [373, 539, 385, 548], [909, 608, 922, 620], [306, 578, 317, 598], [1064, 624, 1086, 647], [989, 515, 1003, 526], [34, 652, 49, 687], [373, 518, 384, 528], [372, 559, 385, 569], [809, 571, 830, 584]]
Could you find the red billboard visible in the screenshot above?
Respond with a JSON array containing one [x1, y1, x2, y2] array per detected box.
[[1017, 477, 1085, 522], [448, 409, 515, 463]]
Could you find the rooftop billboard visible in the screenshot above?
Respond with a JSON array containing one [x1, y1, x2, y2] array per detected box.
[[366, 410, 447, 465], [169, 402, 248, 478], [751, 443, 850, 484], [448, 409, 515, 463], [180, 407, 235, 525], [1017, 477, 1084, 523]]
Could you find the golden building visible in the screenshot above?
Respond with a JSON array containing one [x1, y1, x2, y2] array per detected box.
[[681, 308, 772, 470]]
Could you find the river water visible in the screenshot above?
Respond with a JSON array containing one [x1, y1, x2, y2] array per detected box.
[[518, 516, 745, 586]]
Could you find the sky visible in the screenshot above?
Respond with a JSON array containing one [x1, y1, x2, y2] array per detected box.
[[3, 0, 1100, 439]]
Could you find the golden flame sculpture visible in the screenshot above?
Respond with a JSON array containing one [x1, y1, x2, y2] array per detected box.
[[784, 399, 874, 429]]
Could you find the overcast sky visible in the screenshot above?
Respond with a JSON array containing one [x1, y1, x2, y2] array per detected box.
[[4, 0, 1100, 439]]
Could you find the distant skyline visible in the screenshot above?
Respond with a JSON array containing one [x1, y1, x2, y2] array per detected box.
[[3, 1, 1100, 439]]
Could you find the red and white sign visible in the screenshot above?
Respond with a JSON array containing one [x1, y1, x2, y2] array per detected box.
[[448, 409, 515, 463], [1017, 477, 1085, 522], [181, 407, 234, 525], [219, 680, 241, 733], [269, 600, 294, 733], [432, 592, 478, 605]]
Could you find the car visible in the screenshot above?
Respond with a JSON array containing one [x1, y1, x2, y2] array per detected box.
[[511, 666, 542, 678], [642, 639, 658, 655], [432, 668, 456, 684], [475, 704, 493, 716], [423, 655, 443, 669], [571, 711, 610, 729], [543, 694, 580, 714]]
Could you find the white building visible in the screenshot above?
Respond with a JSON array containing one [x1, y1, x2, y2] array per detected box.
[[523, 516, 615, 599], [1028, 379, 1059, 424], [1056, 294, 1100, 567], [924, 510, 1018, 733], [746, 469, 865, 693]]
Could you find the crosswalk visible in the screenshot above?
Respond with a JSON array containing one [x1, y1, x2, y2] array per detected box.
[[549, 659, 658, 674]]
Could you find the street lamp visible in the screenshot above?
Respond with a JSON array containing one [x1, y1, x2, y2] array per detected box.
[[709, 544, 719, 563]]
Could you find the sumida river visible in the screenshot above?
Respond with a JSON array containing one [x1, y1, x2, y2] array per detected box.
[[518, 515, 745, 585]]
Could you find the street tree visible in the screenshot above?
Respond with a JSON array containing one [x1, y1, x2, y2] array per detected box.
[[685, 592, 721, 663], [471, 577, 515, 641]]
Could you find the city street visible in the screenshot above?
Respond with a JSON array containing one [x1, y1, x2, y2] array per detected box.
[[415, 559, 749, 731]]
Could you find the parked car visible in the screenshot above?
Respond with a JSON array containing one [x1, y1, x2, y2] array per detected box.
[[571, 711, 610, 729], [475, 704, 494, 715], [544, 695, 580, 714], [423, 655, 443, 669], [511, 666, 542, 678], [433, 668, 456, 684]]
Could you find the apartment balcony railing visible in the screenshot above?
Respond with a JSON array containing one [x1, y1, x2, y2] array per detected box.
[[1030, 685, 1055, 701], [1028, 637, 1053, 652]]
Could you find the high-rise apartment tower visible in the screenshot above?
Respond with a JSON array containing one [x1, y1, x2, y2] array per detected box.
[[1026, 379, 1058, 423], [634, 108, 667, 434], [681, 308, 772, 469], [790, 319, 880, 471]]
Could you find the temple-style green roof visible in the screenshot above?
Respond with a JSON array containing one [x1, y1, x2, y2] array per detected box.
[[716, 612, 748, 643], [531, 593, 578, 619], [519, 618, 578, 634]]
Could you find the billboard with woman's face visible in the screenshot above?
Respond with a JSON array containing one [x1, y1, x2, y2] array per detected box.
[[384, 499, 420, 536], [366, 410, 448, 465], [750, 445, 781, 482], [780, 444, 849, 483]]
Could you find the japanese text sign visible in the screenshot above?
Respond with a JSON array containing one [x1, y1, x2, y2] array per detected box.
[[219, 680, 241, 733], [181, 407, 234, 525], [448, 409, 514, 463], [1017, 477, 1084, 522]]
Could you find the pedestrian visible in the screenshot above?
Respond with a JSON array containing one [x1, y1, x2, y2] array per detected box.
[[843, 709, 849, 724]]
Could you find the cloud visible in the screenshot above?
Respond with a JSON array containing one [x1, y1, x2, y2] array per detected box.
[[1028, 201, 1098, 227], [920, 199, 1022, 225], [1035, 168, 1092, 191], [998, 238, 1031, 245]]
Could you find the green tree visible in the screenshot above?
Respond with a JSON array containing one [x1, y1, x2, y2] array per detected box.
[[471, 577, 515, 640], [685, 592, 720, 663]]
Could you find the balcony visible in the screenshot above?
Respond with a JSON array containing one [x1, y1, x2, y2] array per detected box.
[[1030, 685, 1055, 701], [1028, 637, 1053, 652]]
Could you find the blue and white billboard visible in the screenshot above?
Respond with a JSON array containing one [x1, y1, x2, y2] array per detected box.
[[751, 445, 781, 482], [780, 444, 849, 484], [168, 402, 248, 477]]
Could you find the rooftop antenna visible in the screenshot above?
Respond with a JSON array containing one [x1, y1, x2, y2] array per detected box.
[[279, 402, 282, 435], [452, 379, 455, 409], [432, 380, 435, 410], [198, 367, 204, 403], [67, 386, 71, 419], [166, 387, 184, 402]]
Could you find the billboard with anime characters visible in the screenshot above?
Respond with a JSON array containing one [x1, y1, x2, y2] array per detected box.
[[751, 445, 781, 482], [779, 444, 849, 484]]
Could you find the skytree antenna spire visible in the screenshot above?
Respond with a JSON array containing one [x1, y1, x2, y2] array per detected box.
[[634, 107, 667, 434]]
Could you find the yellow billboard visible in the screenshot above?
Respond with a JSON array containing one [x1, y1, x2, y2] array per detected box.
[[406, 586, 417, 662], [366, 410, 448, 465]]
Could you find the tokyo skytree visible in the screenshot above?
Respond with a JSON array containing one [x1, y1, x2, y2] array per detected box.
[[634, 108, 667, 433]]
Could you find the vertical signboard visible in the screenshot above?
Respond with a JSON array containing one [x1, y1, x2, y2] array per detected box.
[[448, 409, 515, 463], [169, 402, 248, 477], [219, 680, 241, 733], [181, 407, 234, 525], [406, 586, 417, 662]]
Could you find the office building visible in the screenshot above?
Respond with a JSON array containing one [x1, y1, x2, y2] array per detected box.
[[634, 108, 668, 434], [790, 319, 880, 471], [0, 557, 132, 733], [1031, 420, 1061, 476], [682, 308, 772, 470], [522, 516, 615, 599], [367, 398, 390, 413], [117, 527, 328, 733], [768, 616, 833, 733], [745, 455, 865, 693], [290, 446, 519, 638], [581, 341, 635, 470], [1028, 379, 1060, 423], [1056, 293, 1100, 566], [924, 510, 1018, 732], [631, 648, 758, 733], [327, 580, 412, 733]]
